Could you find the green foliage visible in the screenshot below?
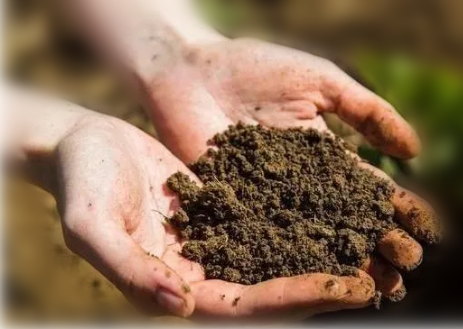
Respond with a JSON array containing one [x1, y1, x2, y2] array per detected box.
[[197, 0, 249, 34], [354, 52, 463, 197]]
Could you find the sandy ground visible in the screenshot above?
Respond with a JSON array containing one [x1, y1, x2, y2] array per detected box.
[[5, 180, 139, 322]]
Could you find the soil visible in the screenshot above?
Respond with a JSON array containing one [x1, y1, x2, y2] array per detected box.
[[167, 124, 397, 285], [6, 0, 463, 322]]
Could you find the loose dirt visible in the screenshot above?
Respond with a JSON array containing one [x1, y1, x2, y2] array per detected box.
[[167, 124, 397, 285]]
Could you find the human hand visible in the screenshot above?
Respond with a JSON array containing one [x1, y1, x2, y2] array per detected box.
[[52, 113, 377, 319], [139, 38, 440, 302], [64, 0, 439, 315]]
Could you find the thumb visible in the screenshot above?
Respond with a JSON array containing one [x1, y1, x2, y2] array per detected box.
[[191, 270, 374, 319], [63, 217, 195, 317]]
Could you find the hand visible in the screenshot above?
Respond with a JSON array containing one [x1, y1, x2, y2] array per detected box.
[[64, 0, 439, 315], [53, 113, 375, 319], [139, 38, 440, 302]]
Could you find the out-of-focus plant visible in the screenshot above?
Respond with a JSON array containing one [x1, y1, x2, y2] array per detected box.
[[197, 0, 254, 36], [354, 52, 463, 202]]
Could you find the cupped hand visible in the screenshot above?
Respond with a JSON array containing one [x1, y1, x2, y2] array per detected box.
[[140, 38, 441, 302], [53, 114, 374, 319]]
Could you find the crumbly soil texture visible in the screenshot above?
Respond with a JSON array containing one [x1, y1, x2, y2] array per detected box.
[[167, 124, 397, 285]]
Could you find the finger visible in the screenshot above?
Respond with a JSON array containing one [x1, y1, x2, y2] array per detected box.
[[378, 228, 423, 271], [392, 189, 442, 244], [64, 219, 195, 317], [361, 255, 406, 302], [191, 271, 374, 319], [358, 162, 441, 244], [326, 73, 420, 159]]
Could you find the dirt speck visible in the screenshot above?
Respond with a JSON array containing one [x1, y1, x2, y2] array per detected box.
[[232, 297, 241, 306], [385, 285, 407, 303], [372, 290, 383, 310], [182, 284, 191, 293], [325, 280, 336, 289]]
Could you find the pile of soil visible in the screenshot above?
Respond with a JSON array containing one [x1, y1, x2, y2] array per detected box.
[[167, 124, 397, 285]]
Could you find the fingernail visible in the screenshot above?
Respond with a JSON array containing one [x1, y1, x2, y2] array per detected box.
[[155, 288, 185, 316]]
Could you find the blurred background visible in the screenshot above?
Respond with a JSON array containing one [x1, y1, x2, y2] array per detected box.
[[4, 0, 463, 323]]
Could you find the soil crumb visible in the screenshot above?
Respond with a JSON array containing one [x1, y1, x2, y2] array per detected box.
[[385, 285, 407, 303], [167, 124, 397, 285], [373, 291, 383, 310]]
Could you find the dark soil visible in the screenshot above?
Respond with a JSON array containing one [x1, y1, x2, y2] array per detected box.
[[167, 124, 397, 285]]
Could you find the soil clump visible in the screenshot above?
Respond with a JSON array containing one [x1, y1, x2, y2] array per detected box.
[[167, 124, 397, 285]]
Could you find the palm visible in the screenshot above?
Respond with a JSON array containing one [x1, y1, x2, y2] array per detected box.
[[60, 117, 353, 318], [146, 38, 419, 164], [61, 116, 379, 318], [139, 38, 438, 317], [55, 116, 202, 315], [196, 39, 332, 131]]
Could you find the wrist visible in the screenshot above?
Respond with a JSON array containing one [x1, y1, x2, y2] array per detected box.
[[128, 0, 228, 84], [150, 0, 226, 46], [7, 86, 93, 191], [68, 0, 226, 87]]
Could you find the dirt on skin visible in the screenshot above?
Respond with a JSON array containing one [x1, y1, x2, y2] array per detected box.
[[167, 124, 397, 285]]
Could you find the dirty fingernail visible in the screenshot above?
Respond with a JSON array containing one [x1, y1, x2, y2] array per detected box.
[[155, 288, 185, 316]]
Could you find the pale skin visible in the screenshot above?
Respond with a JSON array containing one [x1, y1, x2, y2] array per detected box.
[[8, 88, 375, 319], [7, 0, 440, 320]]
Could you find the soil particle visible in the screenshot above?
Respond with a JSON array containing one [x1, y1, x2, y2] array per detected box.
[[182, 284, 191, 293], [372, 290, 383, 310], [232, 297, 241, 306], [167, 124, 398, 285], [385, 284, 407, 303], [325, 280, 336, 289]]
